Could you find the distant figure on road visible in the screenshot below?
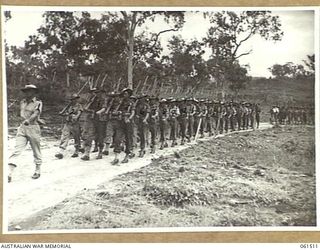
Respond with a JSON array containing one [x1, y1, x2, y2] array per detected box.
[[8, 84, 43, 183], [270, 105, 279, 124], [254, 103, 261, 129]]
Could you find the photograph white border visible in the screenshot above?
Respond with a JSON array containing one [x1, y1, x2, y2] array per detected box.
[[2, 5, 319, 234]]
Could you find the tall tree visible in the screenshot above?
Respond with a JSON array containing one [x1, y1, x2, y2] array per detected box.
[[204, 11, 283, 99], [114, 11, 185, 89], [166, 35, 208, 93]]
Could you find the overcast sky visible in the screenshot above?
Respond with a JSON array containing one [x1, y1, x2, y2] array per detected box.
[[2, 8, 315, 77]]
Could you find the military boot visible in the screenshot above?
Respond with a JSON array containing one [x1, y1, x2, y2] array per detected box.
[[81, 146, 90, 161], [92, 145, 99, 153], [111, 158, 119, 165], [96, 147, 103, 160], [71, 148, 79, 158], [55, 153, 63, 159], [121, 154, 130, 163], [128, 152, 135, 158], [181, 139, 185, 145], [150, 146, 155, 154], [139, 149, 146, 158]]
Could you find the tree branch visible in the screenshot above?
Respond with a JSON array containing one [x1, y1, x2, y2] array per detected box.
[[150, 28, 179, 49], [234, 49, 253, 59]]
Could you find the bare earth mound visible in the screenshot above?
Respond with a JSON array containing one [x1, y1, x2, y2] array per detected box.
[[10, 125, 316, 231]]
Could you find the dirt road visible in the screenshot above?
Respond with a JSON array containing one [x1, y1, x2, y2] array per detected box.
[[5, 123, 272, 228]]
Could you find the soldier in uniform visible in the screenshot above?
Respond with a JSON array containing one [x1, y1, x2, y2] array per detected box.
[[80, 88, 105, 161], [235, 102, 243, 131], [242, 102, 249, 129], [135, 95, 150, 157], [55, 93, 83, 159], [8, 84, 43, 182], [254, 103, 261, 129], [177, 98, 188, 145], [96, 91, 119, 157], [148, 96, 159, 153], [217, 101, 225, 134], [159, 98, 169, 149], [186, 98, 196, 142], [205, 100, 214, 136], [229, 102, 237, 132], [111, 88, 135, 165], [198, 99, 208, 138], [248, 103, 255, 129], [168, 99, 180, 147]]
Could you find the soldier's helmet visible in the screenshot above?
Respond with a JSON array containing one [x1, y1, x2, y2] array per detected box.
[[120, 88, 133, 97], [89, 87, 98, 92], [21, 84, 38, 92], [70, 93, 80, 100], [160, 98, 167, 103], [130, 95, 138, 100]]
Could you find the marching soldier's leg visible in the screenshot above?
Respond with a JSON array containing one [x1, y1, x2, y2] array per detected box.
[[193, 117, 198, 137], [71, 123, 81, 157], [171, 119, 177, 147], [8, 126, 28, 182], [121, 121, 132, 163], [246, 116, 249, 129], [27, 125, 42, 179], [189, 117, 194, 141], [127, 121, 135, 158], [92, 121, 99, 153], [96, 121, 106, 159], [242, 116, 246, 130], [251, 116, 254, 129], [159, 120, 165, 150], [55, 124, 71, 159], [179, 118, 186, 145], [219, 117, 223, 134], [149, 122, 156, 153], [237, 116, 241, 130], [111, 119, 124, 165], [138, 120, 146, 157], [200, 118, 204, 138], [103, 120, 116, 156], [225, 117, 229, 133], [81, 116, 95, 161], [208, 117, 213, 136]]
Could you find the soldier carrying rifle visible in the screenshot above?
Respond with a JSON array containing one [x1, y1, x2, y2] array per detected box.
[[55, 93, 83, 159]]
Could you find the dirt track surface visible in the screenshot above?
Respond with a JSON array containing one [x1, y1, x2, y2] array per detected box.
[[7, 123, 315, 231]]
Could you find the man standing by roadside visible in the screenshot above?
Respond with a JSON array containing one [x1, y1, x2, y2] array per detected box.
[[8, 84, 43, 182]]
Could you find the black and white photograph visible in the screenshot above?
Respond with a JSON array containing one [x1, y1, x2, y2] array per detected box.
[[2, 6, 317, 233]]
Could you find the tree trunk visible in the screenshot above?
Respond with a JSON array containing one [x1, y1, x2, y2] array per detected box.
[[127, 32, 134, 89], [127, 13, 137, 90]]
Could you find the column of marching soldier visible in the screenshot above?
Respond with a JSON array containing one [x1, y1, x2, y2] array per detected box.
[[7, 84, 314, 183], [55, 87, 263, 165]]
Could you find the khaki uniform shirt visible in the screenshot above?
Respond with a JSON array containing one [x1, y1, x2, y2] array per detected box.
[[20, 97, 42, 125]]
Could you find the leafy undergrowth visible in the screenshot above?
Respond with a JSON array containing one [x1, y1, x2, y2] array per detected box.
[[15, 126, 316, 230]]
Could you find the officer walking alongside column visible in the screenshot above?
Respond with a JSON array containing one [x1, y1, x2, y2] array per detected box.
[[8, 84, 43, 182]]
